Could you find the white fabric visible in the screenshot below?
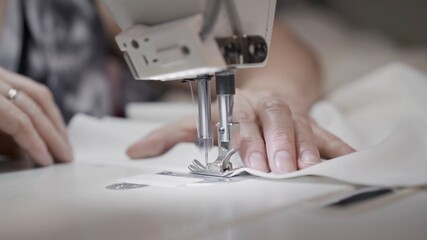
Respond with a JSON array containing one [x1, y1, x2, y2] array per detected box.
[[231, 63, 427, 187], [69, 63, 427, 187]]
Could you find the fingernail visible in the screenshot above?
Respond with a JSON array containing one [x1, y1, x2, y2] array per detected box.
[[126, 145, 139, 158], [248, 152, 267, 172], [273, 151, 295, 173], [127, 142, 149, 159], [301, 151, 318, 165], [63, 143, 74, 162], [37, 151, 54, 166]]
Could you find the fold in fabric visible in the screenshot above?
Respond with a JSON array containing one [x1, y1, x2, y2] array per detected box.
[[70, 63, 427, 188], [230, 121, 427, 187]]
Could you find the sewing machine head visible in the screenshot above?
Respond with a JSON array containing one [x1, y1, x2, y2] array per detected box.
[[101, 0, 276, 175]]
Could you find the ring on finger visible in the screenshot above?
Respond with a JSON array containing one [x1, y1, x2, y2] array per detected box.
[[6, 88, 19, 101]]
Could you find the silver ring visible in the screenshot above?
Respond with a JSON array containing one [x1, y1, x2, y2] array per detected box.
[[7, 88, 19, 101]]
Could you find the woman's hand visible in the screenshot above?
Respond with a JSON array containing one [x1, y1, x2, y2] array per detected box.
[[126, 21, 355, 173], [126, 89, 354, 173], [0, 67, 72, 166]]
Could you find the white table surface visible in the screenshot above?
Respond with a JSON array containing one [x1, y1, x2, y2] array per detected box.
[[1, 158, 426, 240]]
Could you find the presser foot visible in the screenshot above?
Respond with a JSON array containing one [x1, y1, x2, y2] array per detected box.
[[188, 146, 238, 177], [189, 123, 240, 177], [188, 159, 238, 177]]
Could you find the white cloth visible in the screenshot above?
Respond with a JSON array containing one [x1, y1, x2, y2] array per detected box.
[[69, 63, 427, 187], [232, 63, 427, 187]]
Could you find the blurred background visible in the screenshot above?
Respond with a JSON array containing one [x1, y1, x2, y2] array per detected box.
[[278, 0, 427, 94]]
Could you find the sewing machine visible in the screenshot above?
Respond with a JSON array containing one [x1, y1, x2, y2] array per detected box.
[[101, 0, 276, 175]]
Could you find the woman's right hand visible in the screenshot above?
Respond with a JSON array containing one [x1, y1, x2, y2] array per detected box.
[[0, 67, 73, 166]]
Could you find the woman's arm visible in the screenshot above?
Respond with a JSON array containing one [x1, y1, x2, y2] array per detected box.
[[237, 21, 321, 114]]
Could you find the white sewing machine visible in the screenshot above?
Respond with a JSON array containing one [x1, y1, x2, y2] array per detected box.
[[101, 0, 276, 175]]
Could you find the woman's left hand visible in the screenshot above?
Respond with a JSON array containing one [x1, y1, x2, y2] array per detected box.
[[126, 89, 354, 173]]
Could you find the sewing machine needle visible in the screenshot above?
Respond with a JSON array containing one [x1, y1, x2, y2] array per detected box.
[[196, 76, 213, 166]]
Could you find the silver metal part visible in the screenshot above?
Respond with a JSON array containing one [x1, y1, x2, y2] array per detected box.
[[210, 122, 240, 172], [6, 88, 19, 101], [218, 94, 233, 142], [189, 159, 235, 177], [196, 76, 213, 163], [189, 122, 240, 176], [190, 71, 240, 176]]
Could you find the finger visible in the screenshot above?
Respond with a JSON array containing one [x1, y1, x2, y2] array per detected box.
[[14, 92, 73, 162], [0, 68, 68, 139], [127, 116, 197, 159], [311, 121, 355, 159], [234, 103, 269, 172], [293, 114, 320, 169], [256, 96, 297, 173], [0, 97, 53, 166]]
